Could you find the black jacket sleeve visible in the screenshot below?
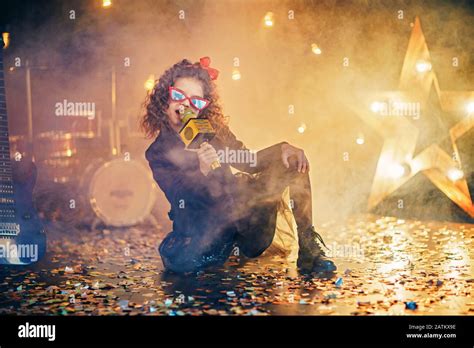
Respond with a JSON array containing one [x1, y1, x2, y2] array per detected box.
[[146, 145, 233, 210]]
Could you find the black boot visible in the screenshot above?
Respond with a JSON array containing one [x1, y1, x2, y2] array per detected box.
[[297, 225, 337, 274]]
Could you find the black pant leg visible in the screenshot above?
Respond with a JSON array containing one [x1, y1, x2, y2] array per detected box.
[[233, 155, 314, 258], [251, 155, 313, 232]]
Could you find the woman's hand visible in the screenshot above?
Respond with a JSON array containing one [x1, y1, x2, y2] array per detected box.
[[187, 142, 219, 176], [281, 143, 309, 173]]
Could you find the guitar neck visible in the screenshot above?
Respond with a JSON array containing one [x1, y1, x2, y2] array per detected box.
[[0, 44, 14, 182]]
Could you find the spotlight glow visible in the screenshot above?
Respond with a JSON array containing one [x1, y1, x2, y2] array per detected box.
[[371, 101, 383, 113], [467, 102, 474, 114], [389, 163, 406, 179], [102, 0, 112, 8], [415, 60, 432, 73], [447, 168, 464, 182]]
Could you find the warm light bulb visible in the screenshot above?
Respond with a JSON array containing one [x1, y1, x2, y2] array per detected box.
[[311, 43, 321, 55], [232, 68, 241, 80], [356, 134, 365, 145], [416, 60, 432, 73], [371, 101, 382, 113], [297, 123, 306, 133], [102, 0, 112, 8], [389, 163, 406, 179], [264, 12, 274, 27], [144, 74, 155, 91], [466, 102, 474, 114], [447, 168, 464, 182]]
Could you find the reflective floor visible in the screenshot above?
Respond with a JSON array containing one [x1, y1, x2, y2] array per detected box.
[[0, 214, 472, 315]]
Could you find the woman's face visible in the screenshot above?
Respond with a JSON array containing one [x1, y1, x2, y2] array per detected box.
[[166, 77, 204, 132]]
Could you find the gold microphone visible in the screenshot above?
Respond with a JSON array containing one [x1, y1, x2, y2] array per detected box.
[[178, 107, 221, 170]]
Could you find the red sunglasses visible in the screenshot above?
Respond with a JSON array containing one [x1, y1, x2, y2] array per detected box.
[[168, 86, 210, 111]]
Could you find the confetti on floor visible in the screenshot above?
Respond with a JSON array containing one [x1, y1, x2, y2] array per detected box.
[[0, 214, 472, 316]]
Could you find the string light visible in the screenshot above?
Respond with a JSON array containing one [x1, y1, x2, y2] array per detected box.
[[231, 68, 241, 80], [297, 123, 306, 134], [144, 74, 155, 91], [264, 12, 274, 27], [447, 168, 464, 182], [311, 43, 322, 55]]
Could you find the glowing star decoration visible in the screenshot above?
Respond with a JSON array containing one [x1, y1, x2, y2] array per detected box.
[[354, 17, 474, 217]]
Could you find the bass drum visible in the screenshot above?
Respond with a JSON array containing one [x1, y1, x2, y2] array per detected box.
[[81, 158, 158, 227]]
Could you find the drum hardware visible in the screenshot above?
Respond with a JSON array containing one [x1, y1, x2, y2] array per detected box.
[[35, 131, 79, 184], [8, 135, 29, 160], [77, 68, 161, 228], [79, 157, 160, 228]]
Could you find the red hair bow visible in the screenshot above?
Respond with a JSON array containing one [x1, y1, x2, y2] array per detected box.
[[197, 56, 219, 81]]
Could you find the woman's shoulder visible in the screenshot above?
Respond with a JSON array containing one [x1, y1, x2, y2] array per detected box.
[[145, 128, 190, 168], [145, 131, 167, 162]]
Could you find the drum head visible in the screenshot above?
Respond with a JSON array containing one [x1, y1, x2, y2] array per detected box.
[[88, 159, 157, 227]]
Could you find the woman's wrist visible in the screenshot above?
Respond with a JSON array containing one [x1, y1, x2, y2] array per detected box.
[[200, 163, 211, 176]]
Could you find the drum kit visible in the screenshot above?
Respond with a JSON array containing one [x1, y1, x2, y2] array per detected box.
[[9, 126, 161, 229]]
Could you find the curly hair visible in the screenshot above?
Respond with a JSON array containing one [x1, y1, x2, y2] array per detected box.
[[141, 58, 232, 141]]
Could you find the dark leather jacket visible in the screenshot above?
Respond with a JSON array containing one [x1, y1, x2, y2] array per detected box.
[[145, 123, 287, 246]]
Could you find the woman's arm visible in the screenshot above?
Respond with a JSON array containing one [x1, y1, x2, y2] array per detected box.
[[146, 146, 232, 210]]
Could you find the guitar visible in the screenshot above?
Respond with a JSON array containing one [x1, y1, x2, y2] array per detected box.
[[0, 37, 46, 264]]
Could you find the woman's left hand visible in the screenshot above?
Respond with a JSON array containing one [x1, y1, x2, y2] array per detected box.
[[281, 143, 309, 173]]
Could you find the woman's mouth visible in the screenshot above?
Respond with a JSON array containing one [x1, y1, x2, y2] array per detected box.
[[176, 107, 196, 121]]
